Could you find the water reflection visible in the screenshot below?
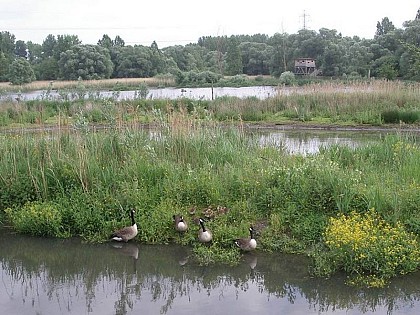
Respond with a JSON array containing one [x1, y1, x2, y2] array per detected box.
[[258, 129, 385, 155], [1, 227, 420, 314]]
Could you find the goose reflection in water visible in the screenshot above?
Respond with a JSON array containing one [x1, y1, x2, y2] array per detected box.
[[110, 242, 139, 260], [244, 253, 258, 270], [110, 242, 140, 273]]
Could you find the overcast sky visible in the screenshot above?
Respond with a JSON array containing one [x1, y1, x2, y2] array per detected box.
[[2, 0, 419, 47]]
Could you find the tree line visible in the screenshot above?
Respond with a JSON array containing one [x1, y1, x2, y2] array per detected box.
[[0, 8, 419, 85]]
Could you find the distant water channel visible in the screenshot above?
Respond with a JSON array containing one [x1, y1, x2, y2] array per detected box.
[[1, 226, 420, 315], [2, 86, 278, 102]]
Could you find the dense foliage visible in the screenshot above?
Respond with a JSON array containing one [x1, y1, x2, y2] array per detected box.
[[0, 8, 419, 85]]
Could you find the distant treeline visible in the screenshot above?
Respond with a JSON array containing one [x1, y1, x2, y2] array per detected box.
[[0, 8, 419, 85]]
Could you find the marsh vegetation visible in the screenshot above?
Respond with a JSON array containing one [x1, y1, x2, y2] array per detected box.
[[1, 80, 420, 287]]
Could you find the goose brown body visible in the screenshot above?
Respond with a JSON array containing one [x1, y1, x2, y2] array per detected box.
[[235, 226, 257, 251], [111, 209, 138, 242]]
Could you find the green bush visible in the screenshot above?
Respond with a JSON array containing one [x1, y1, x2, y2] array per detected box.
[[5, 202, 69, 237], [382, 109, 420, 124], [8, 58, 36, 85], [279, 71, 296, 85]]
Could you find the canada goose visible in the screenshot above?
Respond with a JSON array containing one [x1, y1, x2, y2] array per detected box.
[[198, 218, 212, 243], [110, 208, 138, 242], [235, 226, 257, 251], [173, 214, 188, 232]]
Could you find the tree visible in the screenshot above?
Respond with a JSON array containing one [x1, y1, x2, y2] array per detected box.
[[375, 17, 396, 36], [149, 41, 167, 75], [268, 32, 291, 76], [34, 57, 59, 80], [162, 45, 198, 72], [225, 36, 243, 75], [113, 45, 154, 78], [98, 34, 113, 50], [8, 58, 35, 84], [320, 43, 345, 76], [54, 34, 81, 60], [42, 34, 57, 58], [0, 52, 9, 81], [58, 44, 113, 80], [113, 35, 125, 47], [0, 31, 16, 58], [239, 42, 273, 75], [14, 40, 28, 58], [26, 41, 42, 62], [372, 55, 398, 80]]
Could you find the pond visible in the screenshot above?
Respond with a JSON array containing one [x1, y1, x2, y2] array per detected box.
[[255, 127, 387, 155], [1, 226, 420, 315], [2, 86, 278, 102]]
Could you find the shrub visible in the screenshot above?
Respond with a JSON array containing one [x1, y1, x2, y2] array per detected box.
[[8, 58, 36, 85], [382, 109, 420, 124], [321, 209, 420, 287], [279, 71, 296, 85], [5, 202, 69, 237]]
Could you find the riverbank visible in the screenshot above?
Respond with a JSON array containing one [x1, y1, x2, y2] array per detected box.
[[1, 111, 420, 287], [2, 80, 420, 287]]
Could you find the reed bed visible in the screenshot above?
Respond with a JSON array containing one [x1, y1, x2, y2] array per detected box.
[[1, 80, 420, 128], [0, 76, 175, 93]]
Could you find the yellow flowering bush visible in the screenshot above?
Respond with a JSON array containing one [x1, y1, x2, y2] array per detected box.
[[5, 202, 69, 237], [324, 209, 420, 287]]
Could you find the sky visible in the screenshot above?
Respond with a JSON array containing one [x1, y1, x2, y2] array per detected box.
[[2, 0, 419, 48]]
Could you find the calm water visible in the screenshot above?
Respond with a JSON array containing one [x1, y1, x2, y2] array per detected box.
[[2, 86, 277, 102], [256, 128, 384, 155], [1, 227, 420, 315]]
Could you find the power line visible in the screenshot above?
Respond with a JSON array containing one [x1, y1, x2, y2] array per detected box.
[[300, 10, 310, 30]]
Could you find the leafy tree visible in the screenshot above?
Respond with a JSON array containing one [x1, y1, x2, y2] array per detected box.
[[342, 41, 372, 77], [240, 42, 273, 75], [8, 58, 36, 84], [58, 44, 113, 80], [113, 35, 125, 47], [26, 41, 42, 62], [163, 45, 197, 72], [42, 34, 57, 58], [372, 55, 398, 79], [0, 52, 10, 81], [149, 41, 167, 75], [54, 34, 81, 60], [399, 43, 420, 80], [375, 17, 396, 36], [320, 43, 345, 76], [98, 34, 113, 50], [0, 31, 16, 58], [225, 36, 242, 76], [269, 32, 292, 76], [34, 57, 59, 80], [113, 45, 153, 78], [14, 40, 28, 58]]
